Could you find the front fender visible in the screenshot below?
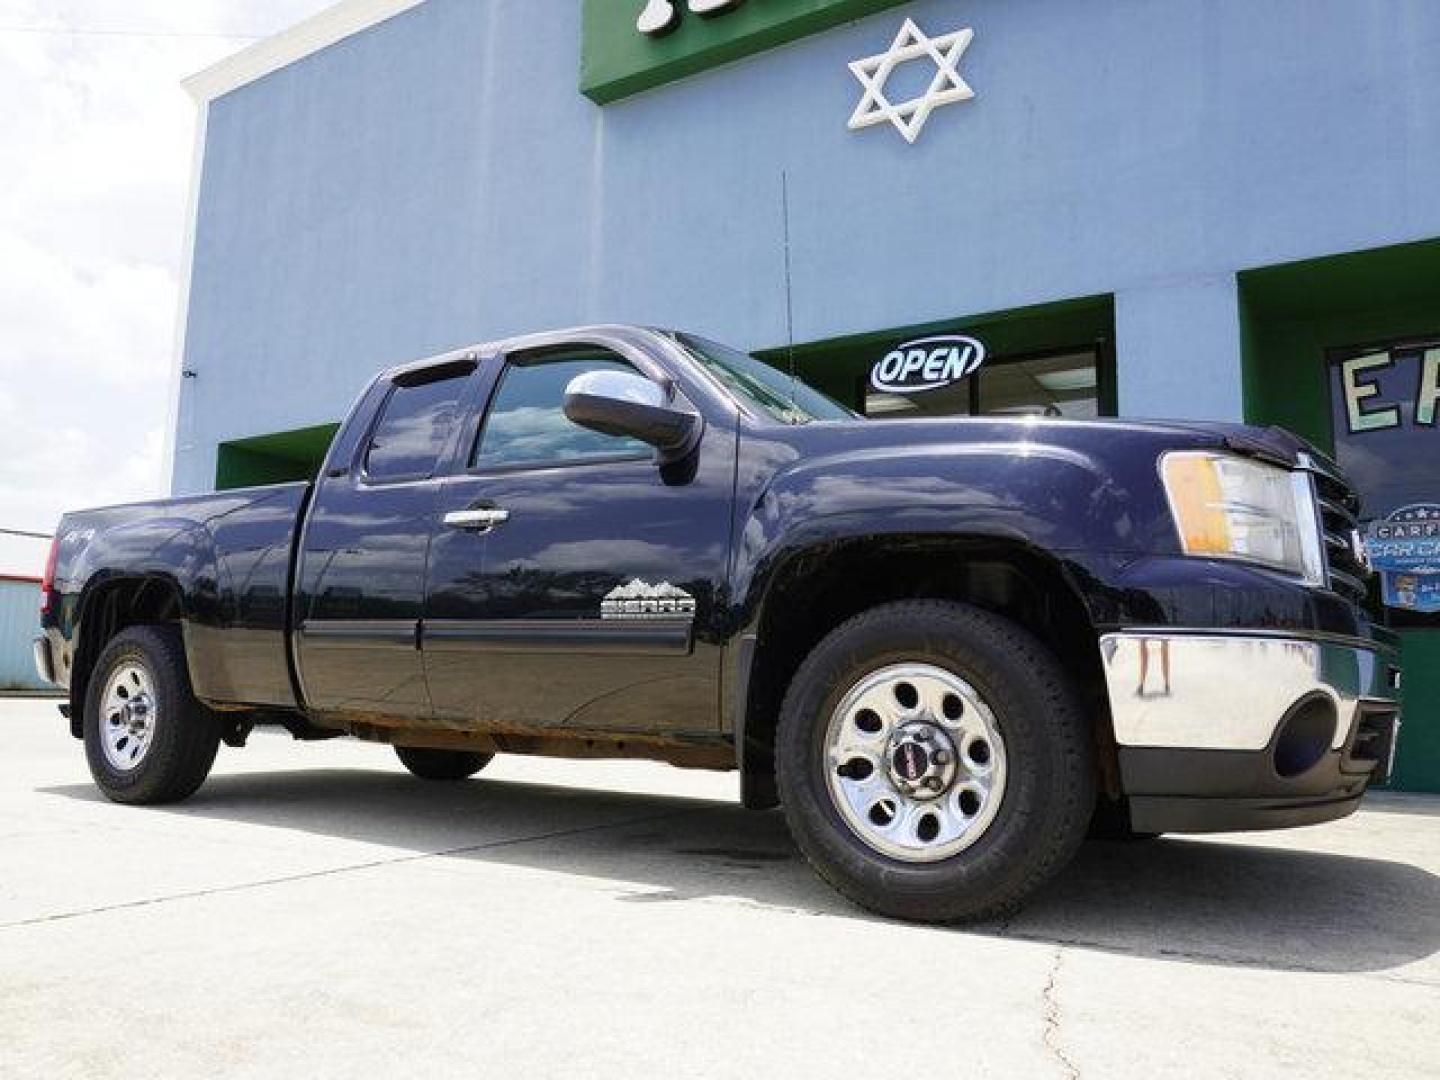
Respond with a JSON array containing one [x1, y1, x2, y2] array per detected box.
[[730, 440, 1164, 626]]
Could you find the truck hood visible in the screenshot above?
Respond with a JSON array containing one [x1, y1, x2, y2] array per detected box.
[[794, 414, 1327, 470], [1142, 419, 1326, 468]]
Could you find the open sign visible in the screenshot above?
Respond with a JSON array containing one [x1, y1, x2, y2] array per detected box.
[[870, 336, 986, 394]]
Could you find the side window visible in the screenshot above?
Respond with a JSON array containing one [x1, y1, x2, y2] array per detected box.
[[472, 351, 650, 469], [364, 372, 469, 481]]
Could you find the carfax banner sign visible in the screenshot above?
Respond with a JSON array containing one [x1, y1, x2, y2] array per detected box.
[[1364, 504, 1440, 614]]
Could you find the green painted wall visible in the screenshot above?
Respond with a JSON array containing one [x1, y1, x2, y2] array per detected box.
[[1240, 240, 1440, 792], [581, 0, 908, 104], [1395, 639, 1440, 792], [215, 424, 339, 491]]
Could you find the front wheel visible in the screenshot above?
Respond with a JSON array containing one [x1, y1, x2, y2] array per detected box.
[[394, 746, 493, 781], [776, 601, 1095, 923], [83, 625, 221, 805]]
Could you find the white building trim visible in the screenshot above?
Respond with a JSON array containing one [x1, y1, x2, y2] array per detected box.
[[162, 101, 210, 494], [184, 0, 426, 103]]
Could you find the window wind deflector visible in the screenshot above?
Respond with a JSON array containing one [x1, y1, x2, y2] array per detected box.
[[393, 357, 476, 388]]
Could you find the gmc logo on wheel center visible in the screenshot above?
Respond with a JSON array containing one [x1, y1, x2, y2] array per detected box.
[[870, 336, 987, 394]]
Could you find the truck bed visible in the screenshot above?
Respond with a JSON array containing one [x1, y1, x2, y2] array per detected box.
[[50, 482, 311, 710]]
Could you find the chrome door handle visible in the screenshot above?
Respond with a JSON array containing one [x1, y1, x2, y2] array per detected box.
[[443, 508, 510, 531]]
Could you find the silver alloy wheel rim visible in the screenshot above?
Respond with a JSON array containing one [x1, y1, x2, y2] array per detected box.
[[823, 662, 1008, 863], [100, 661, 158, 772]]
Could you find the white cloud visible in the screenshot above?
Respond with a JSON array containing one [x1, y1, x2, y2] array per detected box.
[[0, 0, 335, 534]]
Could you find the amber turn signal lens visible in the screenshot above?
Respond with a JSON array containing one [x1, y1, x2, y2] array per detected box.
[[1161, 454, 1233, 555]]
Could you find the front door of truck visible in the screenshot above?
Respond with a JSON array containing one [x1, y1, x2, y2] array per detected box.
[[423, 343, 734, 733], [295, 359, 475, 718]]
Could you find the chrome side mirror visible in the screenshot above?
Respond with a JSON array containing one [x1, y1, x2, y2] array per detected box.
[[563, 370, 702, 463]]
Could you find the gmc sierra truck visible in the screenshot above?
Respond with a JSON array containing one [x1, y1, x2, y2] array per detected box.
[[36, 325, 1403, 922]]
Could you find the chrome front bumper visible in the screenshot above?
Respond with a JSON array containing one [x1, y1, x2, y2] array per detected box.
[[1100, 631, 1402, 753]]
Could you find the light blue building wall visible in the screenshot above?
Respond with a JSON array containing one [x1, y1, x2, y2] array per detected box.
[[173, 0, 1440, 491], [0, 580, 44, 690]]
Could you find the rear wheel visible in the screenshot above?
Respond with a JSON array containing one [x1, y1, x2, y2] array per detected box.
[[83, 625, 221, 805], [394, 747, 493, 781], [776, 600, 1095, 923]]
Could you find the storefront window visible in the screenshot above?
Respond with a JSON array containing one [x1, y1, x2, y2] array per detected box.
[[866, 377, 971, 417], [1329, 342, 1440, 626], [865, 346, 1101, 419], [977, 350, 1100, 419]]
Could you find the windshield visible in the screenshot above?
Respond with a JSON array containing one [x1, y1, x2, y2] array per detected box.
[[672, 332, 855, 424]]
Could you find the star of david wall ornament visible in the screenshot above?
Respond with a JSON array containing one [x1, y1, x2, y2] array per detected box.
[[848, 19, 976, 144]]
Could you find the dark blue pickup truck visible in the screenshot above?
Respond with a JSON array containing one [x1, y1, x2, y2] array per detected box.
[[35, 325, 1403, 922]]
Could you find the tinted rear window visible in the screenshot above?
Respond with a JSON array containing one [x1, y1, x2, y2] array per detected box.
[[364, 374, 468, 480]]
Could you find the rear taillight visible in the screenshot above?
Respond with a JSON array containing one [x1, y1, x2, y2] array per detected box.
[[39, 535, 59, 615]]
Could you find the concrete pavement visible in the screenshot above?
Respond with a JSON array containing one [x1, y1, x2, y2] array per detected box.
[[2, 697, 1437, 1079]]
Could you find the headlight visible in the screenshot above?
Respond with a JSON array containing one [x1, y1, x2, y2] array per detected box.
[[1160, 451, 1326, 584]]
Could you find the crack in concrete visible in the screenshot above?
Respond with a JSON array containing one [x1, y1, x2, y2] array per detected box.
[[0, 807, 706, 932], [1042, 945, 1081, 1080]]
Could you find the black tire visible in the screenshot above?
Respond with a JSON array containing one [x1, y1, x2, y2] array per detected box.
[[394, 746, 493, 781], [83, 625, 221, 805], [776, 600, 1095, 923]]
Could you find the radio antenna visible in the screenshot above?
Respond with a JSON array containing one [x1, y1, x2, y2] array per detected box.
[[781, 170, 798, 408]]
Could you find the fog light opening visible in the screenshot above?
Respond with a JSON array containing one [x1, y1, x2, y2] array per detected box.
[[1273, 695, 1337, 779]]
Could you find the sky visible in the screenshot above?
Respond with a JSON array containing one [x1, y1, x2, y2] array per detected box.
[[0, 0, 336, 547]]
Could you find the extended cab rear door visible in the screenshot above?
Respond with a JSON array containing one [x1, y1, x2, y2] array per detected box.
[[422, 334, 736, 733], [294, 357, 477, 719]]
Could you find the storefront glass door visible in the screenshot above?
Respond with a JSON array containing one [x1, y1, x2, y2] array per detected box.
[[1329, 340, 1440, 627]]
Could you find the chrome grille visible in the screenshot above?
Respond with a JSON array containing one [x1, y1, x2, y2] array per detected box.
[[1308, 460, 1370, 604]]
